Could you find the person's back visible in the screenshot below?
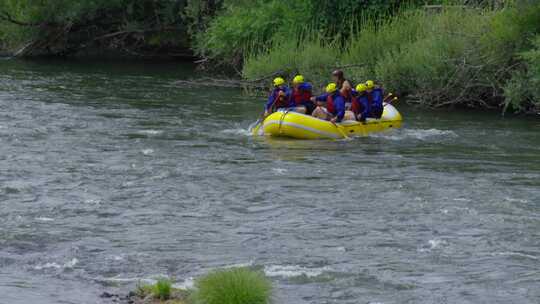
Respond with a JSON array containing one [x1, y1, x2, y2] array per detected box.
[[311, 83, 338, 121], [264, 77, 292, 117], [311, 83, 354, 122], [365, 80, 384, 119], [331, 92, 347, 123], [290, 75, 314, 114], [352, 83, 369, 121]]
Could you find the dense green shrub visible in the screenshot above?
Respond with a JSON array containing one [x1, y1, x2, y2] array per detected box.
[[194, 1, 312, 65], [243, 2, 540, 113], [504, 35, 540, 113], [192, 267, 271, 304], [195, 0, 424, 65], [153, 278, 173, 300]]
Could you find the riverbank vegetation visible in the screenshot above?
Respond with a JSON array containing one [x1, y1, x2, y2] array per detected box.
[[238, 1, 540, 114], [0, 0, 222, 58], [130, 267, 271, 304], [1, 0, 538, 113]]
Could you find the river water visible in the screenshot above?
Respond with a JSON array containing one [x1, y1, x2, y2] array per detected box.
[[0, 59, 539, 304]]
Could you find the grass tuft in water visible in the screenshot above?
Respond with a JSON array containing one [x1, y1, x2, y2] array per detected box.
[[136, 277, 184, 302], [153, 278, 172, 300], [192, 267, 272, 304]]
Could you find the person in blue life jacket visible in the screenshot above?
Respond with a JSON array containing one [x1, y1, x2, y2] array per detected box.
[[351, 83, 369, 122], [289, 75, 315, 114], [365, 80, 384, 119], [264, 77, 292, 117], [310, 83, 355, 123]]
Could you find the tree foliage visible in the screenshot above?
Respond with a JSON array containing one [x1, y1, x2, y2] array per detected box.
[[194, 0, 425, 65], [0, 0, 196, 56]]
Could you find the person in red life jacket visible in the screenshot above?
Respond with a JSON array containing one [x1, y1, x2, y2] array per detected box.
[[351, 83, 369, 122], [311, 83, 355, 122], [365, 80, 384, 119], [264, 77, 292, 117], [289, 75, 315, 114]]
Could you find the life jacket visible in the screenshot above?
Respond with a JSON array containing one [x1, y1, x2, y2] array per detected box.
[[326, 94, 335, 115], [292, 85, 312, 106], [351, 95, 364, 116], [271, 88, 289, 109], [366, 87, 384, 118]]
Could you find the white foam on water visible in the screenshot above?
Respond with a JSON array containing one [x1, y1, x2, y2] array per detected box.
[[453, 198, 472, 202], [494, 252, 539, 260], [112, 255, 124, 261], [34, 258, 78, 270], [173, 277, 194, 290], [102, 276, 155, 285], [138, 130, 163, 136], [372, 128, 458, 141], [141, 149, 154, 155], [84, 199, 102, 205], [419, 239, 448, 252], [34, 262, 61, 270], [64, 258, 78, 268], [428, 239, 446, 249], [223, 261, 254, 269], [263, 265, 329, 278], [35, 217, 55, 222], [150, 171, 170, 180], [504, 197, 529, 204], [103, 274, 168, 285], [272, 168, 288, 175], [221, 128, 251, 136]]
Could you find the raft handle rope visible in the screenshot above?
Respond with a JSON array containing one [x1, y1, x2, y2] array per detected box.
[[278, 109, 291, 134]]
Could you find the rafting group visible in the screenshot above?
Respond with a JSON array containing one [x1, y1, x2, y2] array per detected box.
[[263, 70, 396, 123]]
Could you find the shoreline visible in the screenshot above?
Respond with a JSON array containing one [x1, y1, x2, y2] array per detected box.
[[0, 55, 538, 116]]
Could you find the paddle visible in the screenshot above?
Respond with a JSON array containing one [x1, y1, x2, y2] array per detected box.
[[330, 120, 350, 139], [384, 93, 399, 104], [250, 89, 284, 131], [318, 106, 350, 139]]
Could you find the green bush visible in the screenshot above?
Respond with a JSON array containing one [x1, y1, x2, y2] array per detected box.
[[242, 32, 340, 86], [192, 267, 271, 304], [504, 35, 540, 113], [153, 278, 173, 300], [195, 0, 312, 65], [195, 0, 424, 65], [374, 7, 496, 105], [243, 2, 540, 113], [136, 277, 173, 301]]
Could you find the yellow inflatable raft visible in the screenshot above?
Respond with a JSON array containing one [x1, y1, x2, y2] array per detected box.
[[251, 103, 402, 139]]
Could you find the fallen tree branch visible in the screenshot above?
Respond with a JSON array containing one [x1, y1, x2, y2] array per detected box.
[[174, 77, 267, 89], [91, 26, 180, 41]]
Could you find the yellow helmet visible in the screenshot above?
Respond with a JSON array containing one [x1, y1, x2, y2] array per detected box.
[[365, 80, 375, 89], [273, 77, 285, 87], [325, 82, 337, 93], [293, 75, 305, 84], [356, 83, 367, 93]]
